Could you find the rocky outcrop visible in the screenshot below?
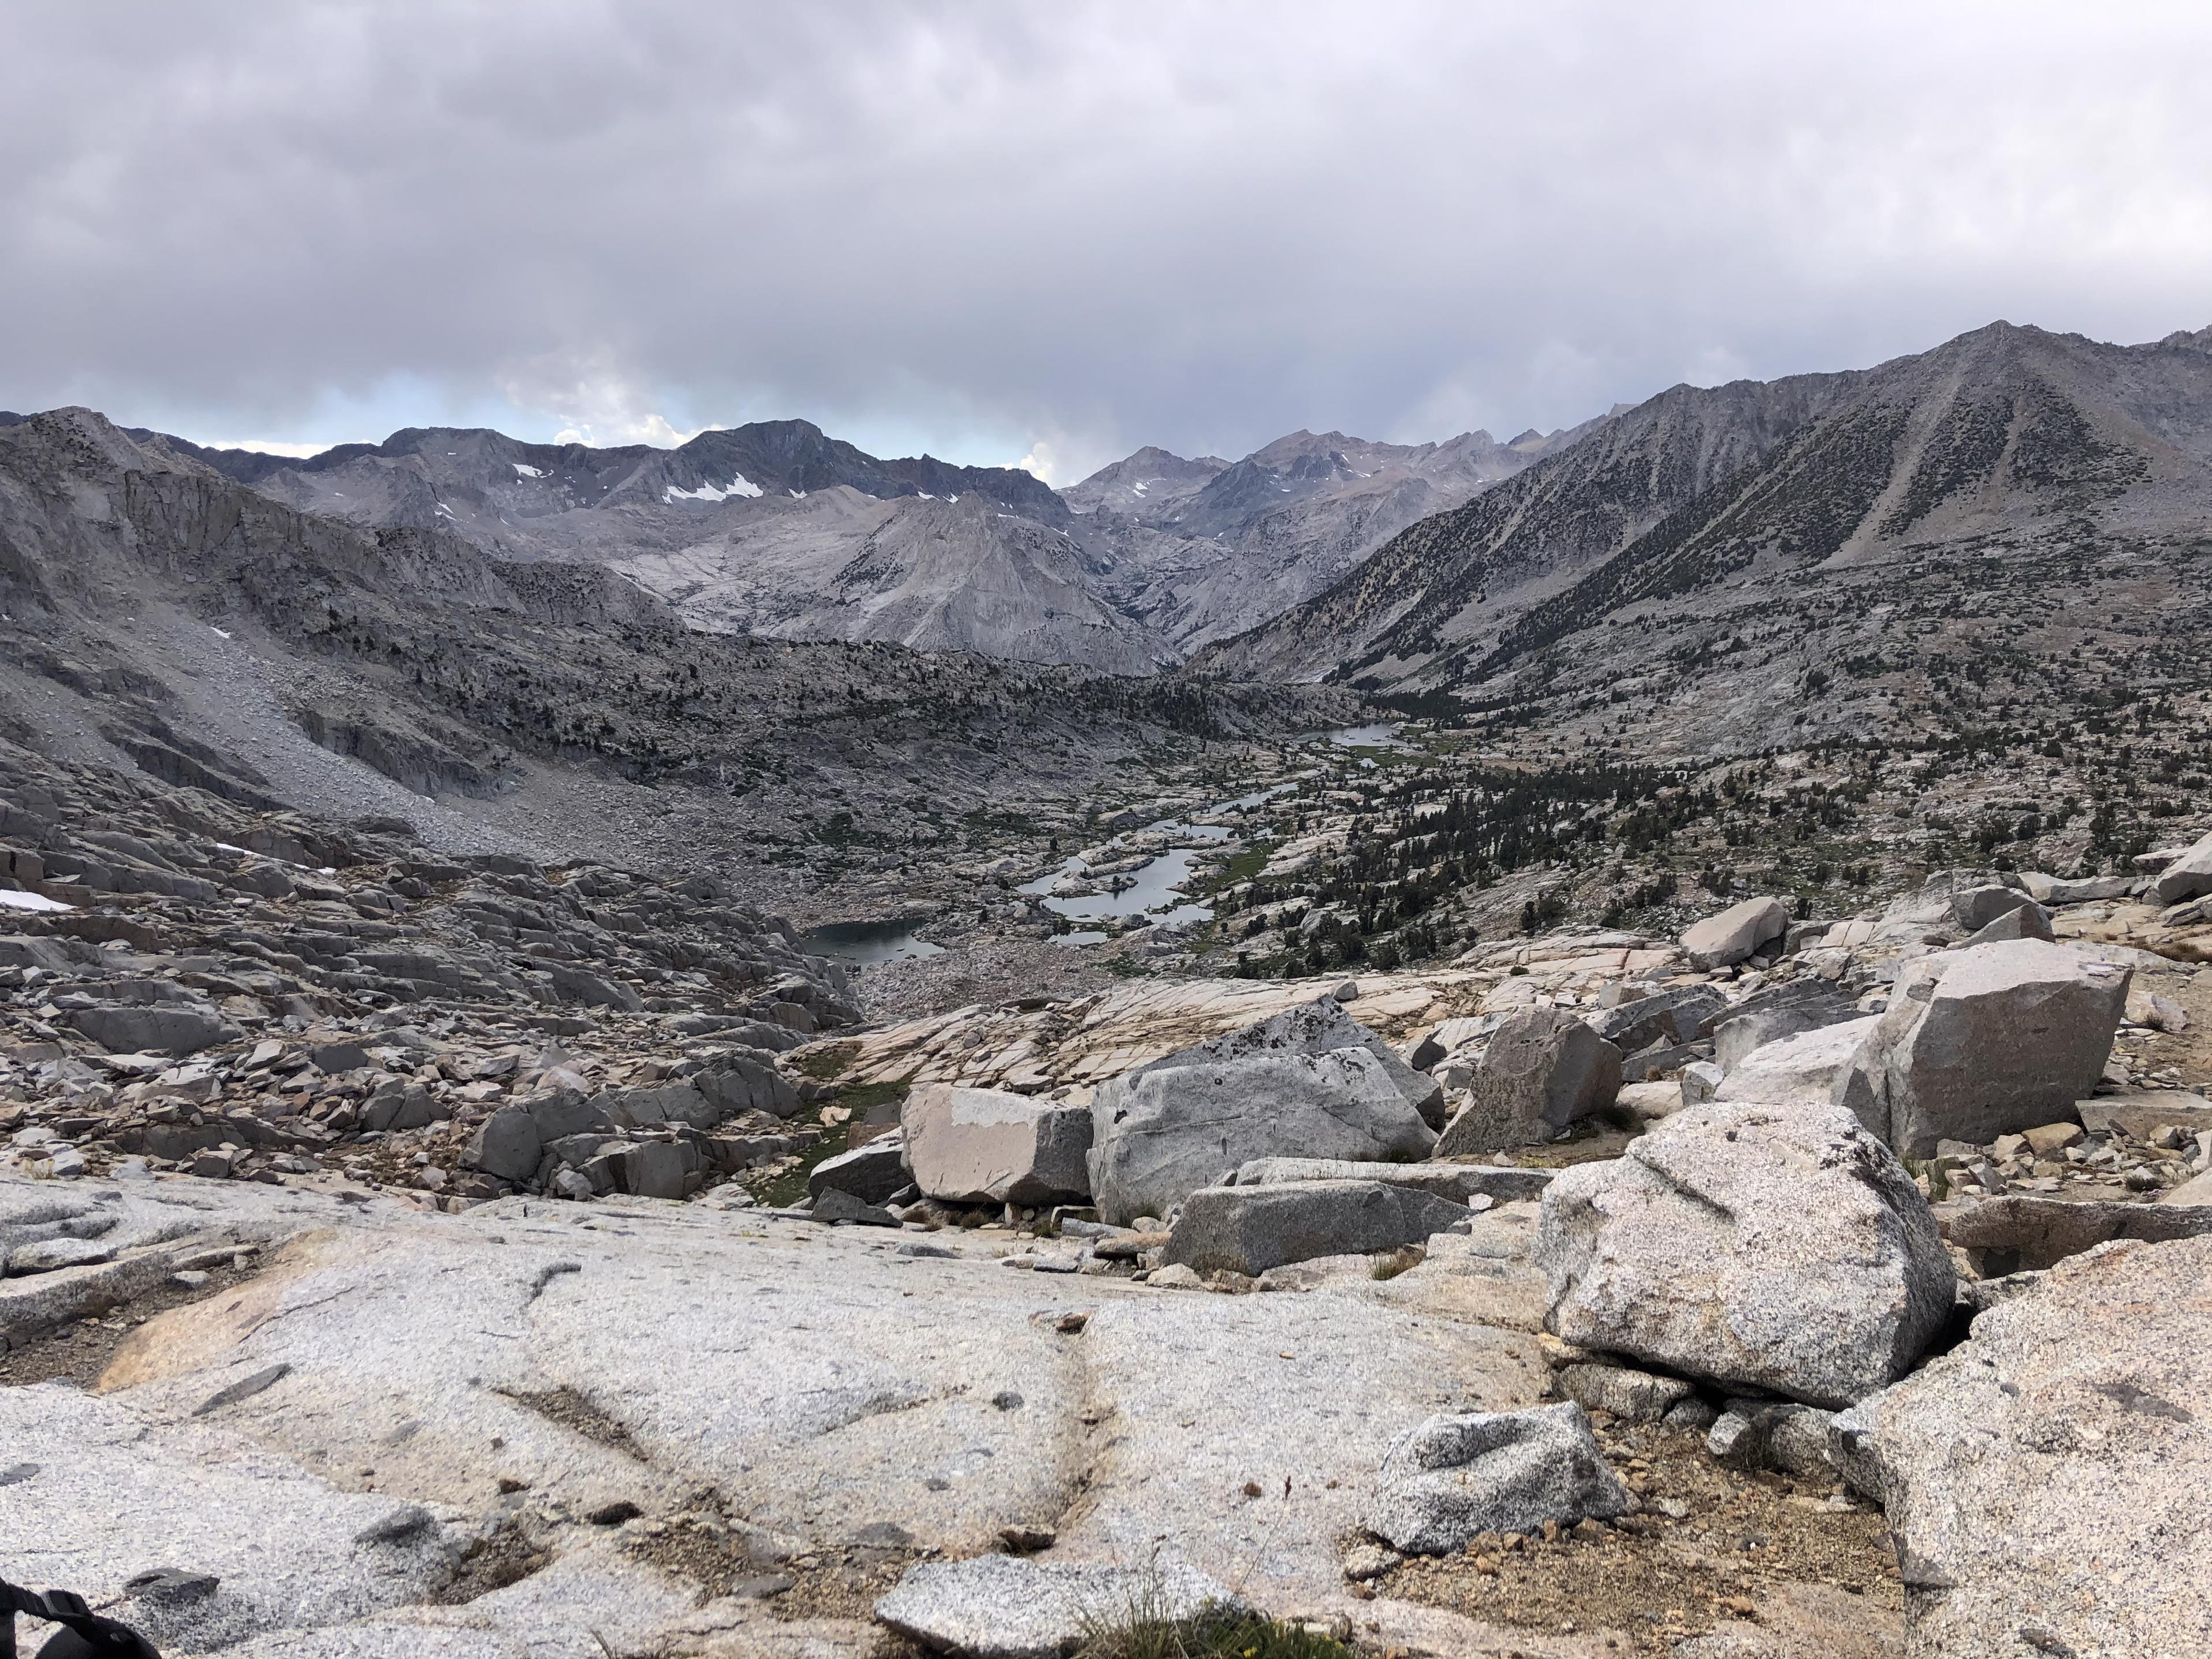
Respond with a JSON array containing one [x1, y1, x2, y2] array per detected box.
[[1843, 940, 2129, 1157], [1587, 984, 1727, 1055], [1850, 1235, 2212, 1659], [900, 1084, 1092, 1206], [1537, 1100, 1954, 1407], [1433, 1007, 1622, 1156], [1161, 1178, 1471, 1277], [1934, 1192, 2212, 1275], [1363, 1403, 1631, 1554]]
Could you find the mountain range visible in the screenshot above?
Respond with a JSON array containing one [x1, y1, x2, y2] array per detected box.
[[1196, 319, 2212, 753], [0, 407, 1342, 897], [1071, 425, 1593, 652], [0, 410, 1582, 675], [6, 315, 2207, 743]]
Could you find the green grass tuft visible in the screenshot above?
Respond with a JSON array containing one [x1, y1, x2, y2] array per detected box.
[[1077, 1610, 1359, 1659]]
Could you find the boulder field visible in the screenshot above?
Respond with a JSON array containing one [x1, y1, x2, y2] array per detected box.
[[6, 868, 2210, 1656]]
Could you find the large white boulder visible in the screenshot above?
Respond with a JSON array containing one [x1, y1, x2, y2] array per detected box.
[[1087, 1047, 1436, 1225], [1537, 1100, 1954, 1407], [1842, 940, 2129, 1158], [901, 1084, 1093, 1206], [1844, 1235, 2212, 1658], [877, 1556, 1245, 1658], [1680, 896, 1788, 969]]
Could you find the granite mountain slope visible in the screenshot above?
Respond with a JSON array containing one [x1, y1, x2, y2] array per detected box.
[[591, 488, 1178, 675], [1068, 424, 1596, 652], [1197, 322, 2212, 754]]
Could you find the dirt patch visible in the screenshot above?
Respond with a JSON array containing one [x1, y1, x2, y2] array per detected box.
[[1374, 1419, 1904, 1653], [496, 1384, 649, 1461], [625, 1507, 923, 1641], [2143, 966, 2212, 1088], [628, 1515, 790, 1602], [0, 1256, 258, 1389], [429, 1523, 553, 1605], [767, 1542, 928, 1625]]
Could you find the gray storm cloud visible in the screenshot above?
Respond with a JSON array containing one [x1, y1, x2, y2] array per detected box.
[[3, 0, 2209, 478]]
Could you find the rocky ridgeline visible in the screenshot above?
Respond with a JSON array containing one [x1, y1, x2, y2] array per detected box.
[[5, 827, 2210, 1655], [0, 736, 861, 1207]]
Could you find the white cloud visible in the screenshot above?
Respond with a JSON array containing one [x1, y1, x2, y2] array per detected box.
[[503, 354, 723, 448], [187, 438, 341, 459], [1012, 441, 1068, 486], [550, 411, 714, 448]]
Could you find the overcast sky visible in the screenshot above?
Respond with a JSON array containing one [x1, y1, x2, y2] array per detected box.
[[4, 2, 2209, 483]]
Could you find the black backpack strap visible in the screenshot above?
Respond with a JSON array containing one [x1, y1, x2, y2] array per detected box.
[[0, 1582, 160, 1659]]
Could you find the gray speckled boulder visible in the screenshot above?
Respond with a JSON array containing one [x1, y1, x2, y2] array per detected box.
[[1841, 940, 2129, 1158], [1537, 1100, 1953, 1407], [1121, 996, 1447, 1126], [1163, 1179, 1470, 1277], [1850, 1234, 2212, 1659], [1363, 1403, 1629, 1554], [1433, 1007, 1622, 1156], [1088, 1048, 1436, 1226], [875, 1554, 1245, 1658]]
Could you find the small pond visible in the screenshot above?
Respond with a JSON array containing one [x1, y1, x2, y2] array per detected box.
[[1019, 804, 1257, 938], [799, 918, 945, 965], [1324, 721, 1407, 749]]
